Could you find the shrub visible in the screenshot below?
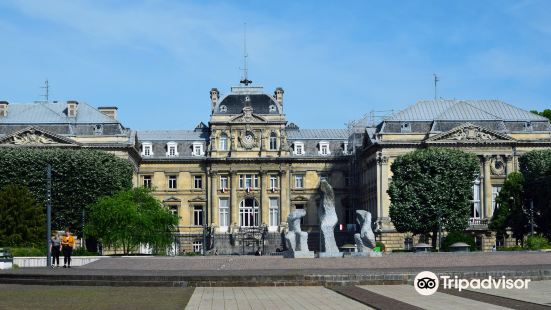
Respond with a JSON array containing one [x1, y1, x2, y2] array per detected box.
[[526, 235, 550, 250], [441, 232, 476, 252], [72, 247, 99, 256], [497, 246, 524, 251], [10, 247, 45, 257]]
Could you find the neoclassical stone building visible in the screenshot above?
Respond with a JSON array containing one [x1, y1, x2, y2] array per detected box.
[[2, 87, 550, 253], [356, 100, 551, 250]]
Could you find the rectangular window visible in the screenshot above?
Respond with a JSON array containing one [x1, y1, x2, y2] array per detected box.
[[194, 175, 203, 189], [471, 178, 481, 219], [168, 175, 177, 189], [193, 143, 203, 156], [193, 206, 203, 226], [192, 241, 203, 253], [492, 186, 502, 212], [169, 146, 176, 156], [321, 144, 328, 155], [296, 144, 303, 155], [239, 174, 259, 189], [269, 198, 279, 227], [219, 198, 229, 227], [220, 175, 228, 190], [294, 175, 304, 189], [143, 144, 152, 156], [169, 205, 178, 216], [269, 175, 278, 189], [143, 175, 152, 188]]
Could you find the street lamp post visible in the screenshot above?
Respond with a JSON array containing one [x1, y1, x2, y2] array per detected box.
[[46, 164, 52, 267], [530, 200, 535, 236]]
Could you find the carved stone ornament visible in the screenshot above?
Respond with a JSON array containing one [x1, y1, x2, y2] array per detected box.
[[490, 156, 506, 176], [242, 106, 254, 123], [7, 130, 57, 145], [239, 130, 257, 149], [448, 126, 496, 141]]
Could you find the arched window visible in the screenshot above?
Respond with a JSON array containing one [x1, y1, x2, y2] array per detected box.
[[239, 198, 259, 227], [219, 133, 228, 151], [269, 132, 278, 150]]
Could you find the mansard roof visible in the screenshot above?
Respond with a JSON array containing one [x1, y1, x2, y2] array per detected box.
[[0, 101, 120, 124], [137, 130, 208, 141], [213, 86, 282, 115], [388, 99, 548, 122], [287, 128, 349, 140]]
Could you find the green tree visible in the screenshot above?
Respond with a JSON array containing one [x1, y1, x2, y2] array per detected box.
[[0, 184, 45, 246], [0, 148, 134, 235], [489, 172, 528, 244], [388, 148, 479, 248], [84, 188, 178, 255], [530, 109, 551, 121], [519, 150, 551, 238]]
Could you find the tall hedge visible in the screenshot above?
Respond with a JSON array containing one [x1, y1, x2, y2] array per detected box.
[[520, 149, 551, 238], [0, 148, 134, 235]]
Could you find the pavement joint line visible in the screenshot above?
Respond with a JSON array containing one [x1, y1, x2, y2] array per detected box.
[[437, 287, 551, 310], [332, 285, 424, 310]]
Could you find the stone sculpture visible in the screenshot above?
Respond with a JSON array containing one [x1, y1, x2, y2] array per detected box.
[[284, 209, 314, 258], [318, 180, 341, 257], [354, 210, 376, 252]]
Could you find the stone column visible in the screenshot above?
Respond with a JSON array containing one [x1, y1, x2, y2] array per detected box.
[[260, 171, 269, 226], [505, 155, 514, 175], [376, 153, 389, 230], [230, 171, 239, 226], [210, 171, 218, 229], [280, 169, 290, 226], [483, 155, 493, 218]]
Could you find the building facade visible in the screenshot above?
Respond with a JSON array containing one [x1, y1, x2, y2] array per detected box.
[[2, 86, 550, 253]]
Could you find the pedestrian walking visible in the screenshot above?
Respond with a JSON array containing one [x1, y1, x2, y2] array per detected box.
[[50, 231, 61, 268], [61, 230, 75, 268]]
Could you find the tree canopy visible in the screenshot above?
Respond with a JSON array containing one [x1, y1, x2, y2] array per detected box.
[[84, 188, 178, 255], [0, 148, 134, 235], [488, 172, 528, 242], [388, 147, 480, 247], [530, 109, 551, 121], [519, 149, 551, 238], [0, 184, 45, 246]]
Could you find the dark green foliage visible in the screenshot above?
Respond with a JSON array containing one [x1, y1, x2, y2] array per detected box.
[[497, 246, 524, 251], [84, 188, 178, 255], [9, 247, 46, 257], [519, 150, 551, 238], [0, 148, 134, 235], [388, 148, 479, 247], [489, 172, 528, 242], [525, 235, 550, 250], [530, 109, 551, 121], [441, 232, 476, 251], [0, 185, 45, 247], [71, 247, 99, 256]]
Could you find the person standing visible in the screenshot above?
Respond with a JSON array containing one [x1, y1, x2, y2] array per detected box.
[[50, 231, 61, 268], [61, 230, 75, 268]]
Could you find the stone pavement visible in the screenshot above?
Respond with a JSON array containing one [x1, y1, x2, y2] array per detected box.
[[185, 287, 372, 310], [465, 279, 551, 306]]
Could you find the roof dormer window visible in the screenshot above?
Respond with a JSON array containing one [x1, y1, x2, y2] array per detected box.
[[400, 122, 411, 133], [294, 142, 304, 156], [166, 142, 179, 157], [142, 142, 153, 157], [219, 105, 227, 113], [524, 121, 533, 132], [192, 142, 204, 156], [269, 104, 276, 113], [319, 141, 331, 156]]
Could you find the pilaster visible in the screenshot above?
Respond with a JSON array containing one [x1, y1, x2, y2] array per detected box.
[[483, 155, 493, 218]]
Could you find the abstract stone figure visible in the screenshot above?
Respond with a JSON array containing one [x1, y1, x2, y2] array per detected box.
[[318, 180, 340, 256], [284, 209, 314, 258], [354, 210, 376, 252]]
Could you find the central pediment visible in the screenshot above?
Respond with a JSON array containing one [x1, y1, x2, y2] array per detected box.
[[230, 106, 267, 123], [427, 123, 515, 143], [0, 127, 80, 146]]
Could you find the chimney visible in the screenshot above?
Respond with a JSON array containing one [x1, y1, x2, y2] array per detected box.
[[210, 88, 219, 112], [98, 106, 118, 120], [274, 87, 284, 105], [67, 100, 79, 117], [0, 101, 8, 117]]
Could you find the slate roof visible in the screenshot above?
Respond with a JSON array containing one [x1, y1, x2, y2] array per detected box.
[[388, 100, 547, 122], [138, 130, 208, 141], [0, 102, 119, 124], [287, 128, 349, 140], [213, 86, 282, 115]]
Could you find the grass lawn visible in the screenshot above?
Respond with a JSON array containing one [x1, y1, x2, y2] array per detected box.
[[0, 284, 194, 310]]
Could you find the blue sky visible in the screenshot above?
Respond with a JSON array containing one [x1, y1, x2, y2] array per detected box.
[[1, 0, 551, 129]]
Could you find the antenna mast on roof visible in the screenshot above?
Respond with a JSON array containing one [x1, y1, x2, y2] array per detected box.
[[433, 73, 439, 100], [41, 79, 50, 102], [239, 23, 252, 86]]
